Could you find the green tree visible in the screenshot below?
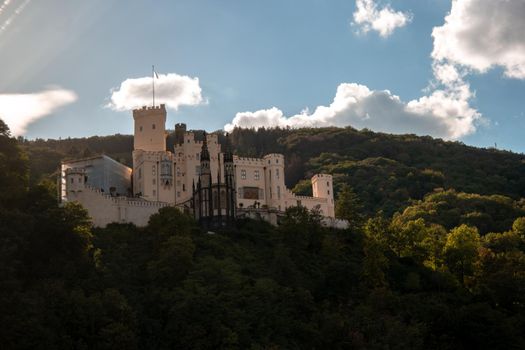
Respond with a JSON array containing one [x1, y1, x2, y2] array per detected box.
[[512, 217, 525, 238], [335, 184, 365, 231], [362, 217, 390, 288], [443, 224, 481, 285], [0, 119, 29, 206]]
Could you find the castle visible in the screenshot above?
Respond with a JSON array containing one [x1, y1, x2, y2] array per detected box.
[[61, 104, 338, 228]]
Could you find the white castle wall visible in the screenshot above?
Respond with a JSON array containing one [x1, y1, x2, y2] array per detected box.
[[65, 178, 169, 227], [133, 149, 176, 204]]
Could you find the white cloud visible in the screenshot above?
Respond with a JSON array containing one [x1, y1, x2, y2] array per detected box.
[[108, 73, 204, 111], [229, 0, 525, 140], [224, 83, 480, 140], [352, 0, 412, 37], [432, 0, 525, 79], [0, 88, 77, 136]]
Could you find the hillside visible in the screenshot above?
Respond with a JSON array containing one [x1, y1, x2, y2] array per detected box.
[[22, 126, 525, 217], [2, 119, 525, 348]]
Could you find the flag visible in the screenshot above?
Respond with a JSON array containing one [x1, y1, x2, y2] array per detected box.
[[152, 65, 159, 79]]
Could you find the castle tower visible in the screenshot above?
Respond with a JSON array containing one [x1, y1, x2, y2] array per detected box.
[[263, 154, 286, 211], [223, 134, 236, 221], [174, 123, 187, 145], [131, 104, 175, 203], [312, 174, 335, 217], [133, 104, 167, 152], [65, 168, 86, 194], [196, 132, 213, 224], [199, 132, 212, 188]]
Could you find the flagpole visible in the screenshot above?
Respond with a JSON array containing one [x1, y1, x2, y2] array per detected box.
[[152, 65, 155, 107]]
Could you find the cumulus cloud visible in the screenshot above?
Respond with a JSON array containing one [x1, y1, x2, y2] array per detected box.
[[108, 73, 204, 111], [432, 0, 525, 79], [0, 88, 77, 136], [352, 0, 412, 37], [224, 83, 480, 140], [226, 0, 507, 140]]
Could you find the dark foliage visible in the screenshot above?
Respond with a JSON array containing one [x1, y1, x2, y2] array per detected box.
[[2, 122, 525, 349]]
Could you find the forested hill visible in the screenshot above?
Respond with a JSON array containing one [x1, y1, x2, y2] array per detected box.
[[3, 118, 525, 348], [23, 126, 525, 216]]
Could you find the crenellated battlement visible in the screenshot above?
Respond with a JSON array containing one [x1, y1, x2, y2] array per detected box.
[[263, 153, 284, 159], [65, 167, 86, 175], [284, 188, 328, 203], [85, 185, 170, 208], [133, 104, 166, 113], [234, 155, 266, 165], [312, 173, 332, 181]]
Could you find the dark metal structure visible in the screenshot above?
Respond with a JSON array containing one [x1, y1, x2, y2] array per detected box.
[[192, 132, 236, 229]]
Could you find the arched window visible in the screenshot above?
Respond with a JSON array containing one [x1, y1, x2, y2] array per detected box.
[[220, 190, 226, 207], [213, 190, 218, 209]]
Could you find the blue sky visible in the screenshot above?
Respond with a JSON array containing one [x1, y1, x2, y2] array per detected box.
[[0, 0, 524, 152]]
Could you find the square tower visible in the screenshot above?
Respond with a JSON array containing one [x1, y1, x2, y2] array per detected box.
[[133, 104, 167, 152], [312, 174, 335, 217]]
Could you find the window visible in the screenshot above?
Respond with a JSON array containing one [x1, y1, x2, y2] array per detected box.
[[213, 191, 218, 209], [327, 190, 330, 195], [152, 124, 156, 129], [241, 169, 246, 179], [70, 178, 74, 184], [139, 126, 143, 132], [182, 184, 186, 191], [153, 190, 156, 196], [276, 169, 280, 179], [254, 170, 260, 180], [241, 187, 260, 199], [327, 181, 330, 187], [153, 179, 156, 185], [160, 159, 172, 177], [277, 186, 281, 199], [276, 159, 279, 164]]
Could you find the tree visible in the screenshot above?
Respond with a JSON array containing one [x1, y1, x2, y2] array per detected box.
[[147, 206, 195, 237], [362, 217, 390, 288], [335, 184, 364, 231], [0, 120, 29, 206], [512, 217, 525, 239], [0, 118, 10, 136], [443, 224, 481, 285]]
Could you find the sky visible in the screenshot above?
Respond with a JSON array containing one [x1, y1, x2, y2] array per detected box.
[[0, 0, 524, 152]]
